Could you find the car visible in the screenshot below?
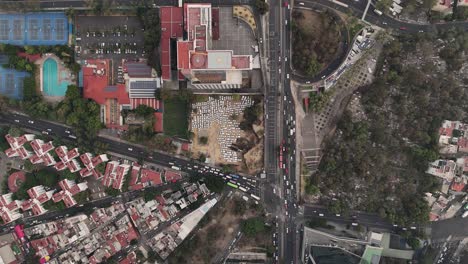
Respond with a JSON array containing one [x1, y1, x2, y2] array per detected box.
[[28, 120, 34, 124], [47, 128, 52, 132], [279, 68, 281, 74], [128, 148, 133, 151], [279, 56, 281, 62], [399, 27, 407, 30], [352, 223, 358, 226], [382, 21, 387, 25], [42, 131, 49, 135], [319, 213, 324, 217], [336, 214, 341, 217], [65, 130, 71, 134], [287, 74, 290, 79], [299, 2, 304, 5], [285, 57, 288, 62], [14, 119, 19, 123], [306, 81, 311, 84], [418, 30, 424, 33]]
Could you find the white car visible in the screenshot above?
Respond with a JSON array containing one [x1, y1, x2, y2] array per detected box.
[[319, 213, 324, 217], [128, 148, 133, 151], [14, 119, 19, 123], [28, 120, 34, 124], [299, 2, 304, 5], [287, 74, 290, 79], [65, 130, 71, 134], [42, 131, 49, 135]]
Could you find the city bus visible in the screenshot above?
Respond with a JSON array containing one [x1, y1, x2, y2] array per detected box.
[[227, 182, 238, 189]]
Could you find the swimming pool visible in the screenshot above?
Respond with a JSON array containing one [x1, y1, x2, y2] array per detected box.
[[43, 58, 69, 96]]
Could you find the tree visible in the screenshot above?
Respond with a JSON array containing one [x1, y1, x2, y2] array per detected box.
[[23, 160, 36, 172], [199, 136, 208, 145], [241, 217, 266, 236], [144, 188, 161, 202], [233, 198, 247, 215], [254, 0, 269, 15], [306, 58, 321, 77], [130, 239, 138, 246], [147, 250, 158, 262]]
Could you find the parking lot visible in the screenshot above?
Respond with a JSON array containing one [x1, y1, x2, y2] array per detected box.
[[75, 16, 145, 61]]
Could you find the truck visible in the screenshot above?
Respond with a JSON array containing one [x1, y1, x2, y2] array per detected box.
[[374, 9, 383, 16]]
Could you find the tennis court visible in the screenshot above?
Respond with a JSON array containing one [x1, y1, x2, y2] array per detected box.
[[0, 55, 29, 99], [43, 58, 69, 97], [0, 12, 68, 46]]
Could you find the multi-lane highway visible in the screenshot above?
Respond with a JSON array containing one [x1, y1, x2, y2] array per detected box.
[[0, 113, 260, 197]]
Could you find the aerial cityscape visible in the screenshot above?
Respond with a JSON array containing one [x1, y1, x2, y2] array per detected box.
[[0, 0, 467, 263]]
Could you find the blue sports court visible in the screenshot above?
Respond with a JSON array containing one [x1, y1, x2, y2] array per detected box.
[[0, 55, 30, 100], [0, 12, 68, 46]]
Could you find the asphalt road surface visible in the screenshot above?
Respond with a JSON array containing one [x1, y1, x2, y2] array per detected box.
[[0, 113, 261, 197]]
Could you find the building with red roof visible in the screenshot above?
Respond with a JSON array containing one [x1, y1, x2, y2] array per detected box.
[[8, 171, 26, 193], [0, 193, 23, 224], [52, 179, 88, 208], [17, 52, 41, 62], [4, 134, 35, 159], [29, 139, 56, 166], [54, 146, 81, 173], [140, 168, 163, 186], [168, 3, 253, 89], [451, 176, 467, 192], [160, 7, 184, 80], [79, 153, 108, 178], [102, 161, 130, 190], [164, 170, 182, 182], [82, 59, 164, 132], [21, 186, 54, 216]]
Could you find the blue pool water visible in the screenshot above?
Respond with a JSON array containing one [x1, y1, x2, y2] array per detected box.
[[43, 58, 69, 96]]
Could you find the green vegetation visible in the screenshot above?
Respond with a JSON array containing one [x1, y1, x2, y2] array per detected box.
[[0, 127, 10, 151], [105, 187, 120, 197], [233, 198, 247, 215], [375, 0, 393, 12], [308, 90, 332, 113], [143, 188, 161, 202], [305, 217, 334, 229], [241, 217, 266, 237], [201, 174, 225, 194], [137, 5, 161, 72], [254, 0, 269, 15], [199, 136, 208, 145], [54, 85, 103, 152], [12, 169, 60, 200], [122, 105, 156, 142], [291, 10, 341, 77], [313, 30, 468, 226], [163, 98, 189, 138]]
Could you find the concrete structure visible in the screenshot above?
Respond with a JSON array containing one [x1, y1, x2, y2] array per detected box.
[[160, 4, 252, 89]]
